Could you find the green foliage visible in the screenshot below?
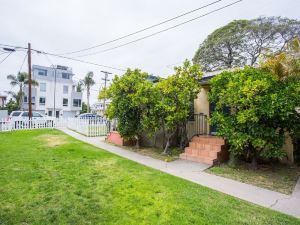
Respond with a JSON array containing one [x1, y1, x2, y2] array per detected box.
[[106, 61, 202, 151], [193, 16, 300, 71], [156, 61, 202, 130], [7, 72, 39, 110], [209, 67, 300, 162], [142, 60, 202, 152], [83, 72, 95, 113], [80, 102, 88, 114], [106, 69, 153, 142], [1, 98, 18, 114]]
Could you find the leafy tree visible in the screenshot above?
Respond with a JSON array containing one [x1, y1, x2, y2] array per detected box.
[[260, 38, 300, 80], [7, 72, 38, 110], [83, 72, 95, 113], [209, 67, 300, 169], [106, 69, 153, 148], [154, 61, 202, 153], [193, 16, 300, 71], [193, 20, 249, 71], [80, 102, 88, 114], [3, 98, 18, 114]]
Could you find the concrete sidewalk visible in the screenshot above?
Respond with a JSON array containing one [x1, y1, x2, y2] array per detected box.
[[59, 128, 300, 219]]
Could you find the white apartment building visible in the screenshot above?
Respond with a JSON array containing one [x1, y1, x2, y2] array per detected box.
[[23, 65, 82, 118]]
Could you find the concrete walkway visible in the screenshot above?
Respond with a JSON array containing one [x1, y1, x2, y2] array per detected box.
[[59, 128, 300, 219]]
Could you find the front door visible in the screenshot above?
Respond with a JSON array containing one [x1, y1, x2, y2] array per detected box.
[[48, 111, 52, 117], [56, 111, 60, 118]]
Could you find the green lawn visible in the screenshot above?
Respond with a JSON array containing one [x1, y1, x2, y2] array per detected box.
[[208, 163, 300, 195], [0, 130, 299, 225]]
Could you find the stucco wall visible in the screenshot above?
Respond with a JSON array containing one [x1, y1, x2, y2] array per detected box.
[[193, 86, 210, 134]]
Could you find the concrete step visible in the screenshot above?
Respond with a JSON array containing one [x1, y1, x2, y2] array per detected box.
[[180, 153, 216, 165], [189, 142, 222, 151], [185, 147, 219, 158], [192, 136, 225, 145]]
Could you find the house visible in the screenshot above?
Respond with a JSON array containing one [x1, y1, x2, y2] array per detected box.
[[23, 65, 83, 118], [91, 99, 112, 116], [0, 93, 7, 107], [181, 70, 296, 164]]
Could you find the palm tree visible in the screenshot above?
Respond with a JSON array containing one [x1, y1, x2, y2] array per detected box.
[[7, 72, 38, 110], [76, 80, 84, 92], [83, 72, 95, 113]]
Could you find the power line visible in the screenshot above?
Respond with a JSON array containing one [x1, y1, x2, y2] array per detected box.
[[76, 0, 243, 57], [18, 52, 28, 73], [58, 0, 223, 55], [0, 51, 14, 65], [0, 44, 126, 72]]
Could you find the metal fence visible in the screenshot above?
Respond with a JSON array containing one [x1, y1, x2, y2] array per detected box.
[[0, 117, 110, 137], [186, 113, 208, 140]]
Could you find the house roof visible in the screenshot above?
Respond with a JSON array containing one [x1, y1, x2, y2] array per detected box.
[[200, 68, 241, 85], [0, 92, 7, 98]]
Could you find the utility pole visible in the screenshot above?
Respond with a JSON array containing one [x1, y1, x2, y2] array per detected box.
[[100, 70, 111, 116], [28, 43, 32, 119]]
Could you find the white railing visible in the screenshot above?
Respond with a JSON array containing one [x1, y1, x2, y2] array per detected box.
[[0, 118, 64, 131], [67, 118, 109, 137], [0, 117, 109, 137]]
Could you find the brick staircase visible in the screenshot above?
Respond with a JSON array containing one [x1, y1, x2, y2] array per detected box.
[[180, 135, 228, 165]]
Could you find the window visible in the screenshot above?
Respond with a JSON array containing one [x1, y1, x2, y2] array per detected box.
[[62, 73, 70, 79], [63, 85, 69, 94], [40, 83, 46, 92], [31, 97, 35, 105], [22, 112, 29, 117], [39, 97, 46, 105], [73, 99, 81, 107], [32, 112, 43, 117], [63, 98, 68, 106], [24, 96, 28, 103], [37, 69, 47, 76], [11, 111, 21, 117]]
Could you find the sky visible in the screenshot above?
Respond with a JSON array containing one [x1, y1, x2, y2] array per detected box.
[[1, 0, 300, 104]]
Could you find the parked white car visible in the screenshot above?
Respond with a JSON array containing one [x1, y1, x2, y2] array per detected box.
[[9, 111, 55, 128], [9, 111, 53, 120]]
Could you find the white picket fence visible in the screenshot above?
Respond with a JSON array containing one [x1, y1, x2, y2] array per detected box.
[[0, 118, 109, 137], [67, 118, 109, 137]]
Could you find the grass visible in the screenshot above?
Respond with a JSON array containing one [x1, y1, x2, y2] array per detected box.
[[208, 163, 300, 195], [108, 143, 181, 162], [0, 130, 299, 225]]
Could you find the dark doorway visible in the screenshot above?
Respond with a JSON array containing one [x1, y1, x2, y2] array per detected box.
[[56, 111, 60, 118], [48, 111, 52, 117], [209, 102, 217, 135]]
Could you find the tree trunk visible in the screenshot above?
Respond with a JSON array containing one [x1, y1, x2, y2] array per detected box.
[[162, 120, 166, 149], [179, 122, 188, 150], [162, 131, 175, 155], [228, 152, 238, 168], [251, 147, 258, 170], [163, 137, 170, 155], [87, 87, 90, 113], [135, 135, 140, 149]]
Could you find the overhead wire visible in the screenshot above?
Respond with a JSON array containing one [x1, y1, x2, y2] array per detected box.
[[56, 0, 223, 55], [75, 0, 243, 57]]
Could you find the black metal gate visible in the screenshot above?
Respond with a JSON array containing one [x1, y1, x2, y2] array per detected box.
[[187, 113, 208, 139]]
